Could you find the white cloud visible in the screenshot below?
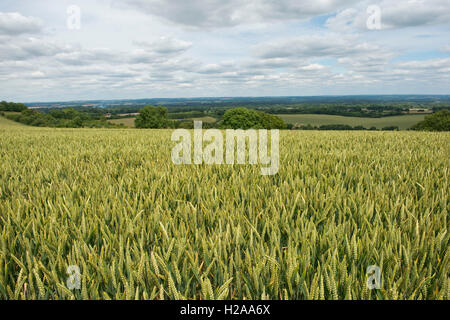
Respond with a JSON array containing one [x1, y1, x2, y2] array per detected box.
[[396, 57, 450, 73], [440, 45, 450, 53], [300, 64, 327, 71], [0, 36, 73, 61], [54, 49, 120, 66], [196, 63, 231, 74], [381, 0, 450, 29], [133, 37, 192, 54], [0, 12, 42, 35], [120, 0, 361, 28], [0, 1, 449, 100], [253, 34, 385, 60], [326, 0, 450, 31]]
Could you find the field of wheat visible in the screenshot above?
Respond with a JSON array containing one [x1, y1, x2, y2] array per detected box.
[[0, 117, 448, 300]]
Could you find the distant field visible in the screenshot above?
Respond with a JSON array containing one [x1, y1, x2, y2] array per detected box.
[[108, 117, 136, 127], [188, 116, 217, 123], [108, 116, 217, 128], [278, 114, 426, 130]]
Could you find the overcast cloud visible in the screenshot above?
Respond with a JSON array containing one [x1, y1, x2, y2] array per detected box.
[[0, 0, 449, 102]]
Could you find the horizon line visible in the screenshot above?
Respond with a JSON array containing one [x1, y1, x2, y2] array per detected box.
[[19, 94, 450, 105]]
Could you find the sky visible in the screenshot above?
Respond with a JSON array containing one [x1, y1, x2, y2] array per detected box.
[[0, 0, 449, 102]]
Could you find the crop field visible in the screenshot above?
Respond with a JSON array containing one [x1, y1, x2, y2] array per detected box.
[[0, 117, 448, 300], [108, 116, 218, 128], [107, 117, 136, 128], [0, 116, 24, 127], [187, 116, 218, 123], [278, 114, 426, 130], [109, 114, 426, 130]]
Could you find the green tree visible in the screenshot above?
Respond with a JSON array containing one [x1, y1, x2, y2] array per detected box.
[[411, 110, 450, 131], [220, 108, 286, 129], [135, 106, 169, 128], [70, 116, 83, 128], [0, 101, 27, 112]]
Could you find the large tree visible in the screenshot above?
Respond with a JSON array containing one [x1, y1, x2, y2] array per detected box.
[[220, 107, 287, 129], [135, 106, 169, 128], [411, 110, 450, 131]]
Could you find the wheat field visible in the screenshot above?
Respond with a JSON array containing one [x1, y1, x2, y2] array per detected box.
[[0, 118, 448, 300], [277, 114, 426, 130]]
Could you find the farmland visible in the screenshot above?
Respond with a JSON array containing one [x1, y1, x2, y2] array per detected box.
[[278, 114, 426, 130], [0, 117, 448, 300], [107, 117, 136, 128], [108, 114, 426, 130], [108, 116, 218, 128], [0, 115, 24, 127]]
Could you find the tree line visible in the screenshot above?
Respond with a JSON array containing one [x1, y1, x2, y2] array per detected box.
[[1, 101, 449, 131], [34, 101, 450, 119], [134, 106, 287, 129], [114, 105, 450, 131], [0, 101, 27, 112], [2, 107, 123, 128]]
